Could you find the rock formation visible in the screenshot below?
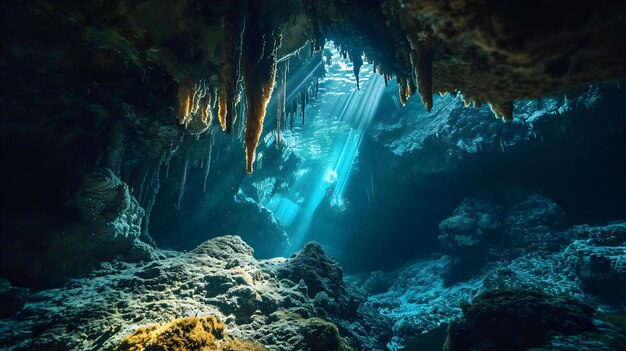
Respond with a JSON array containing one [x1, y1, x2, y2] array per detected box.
[[0, 168, 155, 288], [567, 223, 626, 305], [0, 235, 390, 351], [444, 289, 625, 351]]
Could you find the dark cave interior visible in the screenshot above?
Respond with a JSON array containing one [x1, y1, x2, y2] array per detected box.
[[1, 1, 626, 350]]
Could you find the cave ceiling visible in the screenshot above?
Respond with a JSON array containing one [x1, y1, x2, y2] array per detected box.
[[5, 0, 626, 173]]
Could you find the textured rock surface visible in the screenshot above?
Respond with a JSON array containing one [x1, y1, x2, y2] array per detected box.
[[355, 197, 624, 350], [443, 289, 613, 351], [567, 223, 626, 305], [68, 168, 145, 254], [369, 84, 607, 168], [437, 194, 566, 283], [0, 235, 390, 351], [113, 316, 265, 351], [356, 248, 584, 351], [0, 168, 156, 288]]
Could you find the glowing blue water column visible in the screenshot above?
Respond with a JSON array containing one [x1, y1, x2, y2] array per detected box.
[[263, 49, 386, 253]]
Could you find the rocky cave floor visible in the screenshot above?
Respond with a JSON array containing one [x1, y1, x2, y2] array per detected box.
[[1, 192, 625, 351]]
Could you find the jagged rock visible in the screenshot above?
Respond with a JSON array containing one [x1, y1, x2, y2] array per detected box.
[[438, 194, 568, 283], [67, 168, 145, 256], [277, 242, 347, 302], [254, 312, 355, 351], [566, 223, 626, 304], [438, 198, 505, 252], [504, 194, 567, 254], [272, 242, 392, 350], [359, 246, 592, 351], [444, 289, 624, 351], [0, 168, 156, 288], [361, 271, 396, 296], [0, 235, 390, 351]]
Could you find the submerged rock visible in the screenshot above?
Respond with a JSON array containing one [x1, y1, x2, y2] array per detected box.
[[0, 235, 390, 351], [567, 223, 626, 305], [67, 168, 147, 259], [359, 195, 625, 350], [0, 168, 157, 288], [113, 316, 264, 351], [438, 194, 567, 284], [444, 289, 604, 351]]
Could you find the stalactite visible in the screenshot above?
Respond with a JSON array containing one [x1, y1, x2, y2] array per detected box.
[[226, 1, 246, 134], [217, 0, 246, 134], [203, 131, 215, 192], [201, 90, 212, 124], [136, 164, 150, 205], [104, 121, 126, 176], [408, 33, 434, 112], [217, 84, 227, 131], [177, 152, 189, 210], [236, 95, 246, 141], [142, 165, 160, 247], [463, 95, 472, 107], [416, 48, 433, 112], [276, 62, 287, 145], [177, 80, 212, 134], [489, 101, 514, 122], [398, 77, 410, 106], [243, 5, 281, 174], [177, 82, 192, 125]]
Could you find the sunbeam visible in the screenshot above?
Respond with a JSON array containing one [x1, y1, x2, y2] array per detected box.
[[255, 47, 386, 253]]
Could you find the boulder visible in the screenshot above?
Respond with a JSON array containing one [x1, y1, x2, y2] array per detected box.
[[567, 223, 626, 304], [0, 235, 391, 351], [444, 289, 598, 351]]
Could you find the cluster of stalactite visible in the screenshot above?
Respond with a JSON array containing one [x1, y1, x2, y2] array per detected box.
[[102, 125, 220, 247], [274, 53, 324, 145], [173, 127, 219, 211], [302, 1, 515, 122], [347, 37, 513, 121], [173, 0, 519, 175], [176, 79, 217, 136], [218, 0, 247, 135], [175, 0, 305, 174]]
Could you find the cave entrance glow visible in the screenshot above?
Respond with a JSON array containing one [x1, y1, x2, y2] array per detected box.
[[259, 47, 385, 254]]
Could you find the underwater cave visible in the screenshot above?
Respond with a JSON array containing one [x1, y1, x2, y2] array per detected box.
[[2, 0, 626, 350]]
